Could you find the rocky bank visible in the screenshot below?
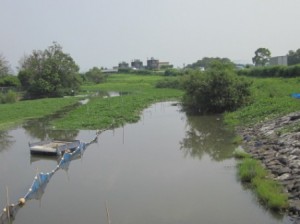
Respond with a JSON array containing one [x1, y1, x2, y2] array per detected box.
[[240, 112, 300, 218]]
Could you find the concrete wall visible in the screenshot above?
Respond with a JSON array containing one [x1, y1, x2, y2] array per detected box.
[[269, 56, 288, 66]]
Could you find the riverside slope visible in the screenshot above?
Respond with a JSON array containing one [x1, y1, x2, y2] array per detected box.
[[241, 112, 300, 218]]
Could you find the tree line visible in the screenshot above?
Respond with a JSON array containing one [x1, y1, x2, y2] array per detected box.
[[252, 47, 300, 66], [1, 43, 300, 114], [0, 42, 106, 100]]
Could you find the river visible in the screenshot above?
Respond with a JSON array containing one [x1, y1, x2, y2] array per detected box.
[[0, 102, 293, 224]]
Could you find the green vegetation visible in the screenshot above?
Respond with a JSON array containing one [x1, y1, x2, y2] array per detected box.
[[287, 48, 300, 66], [231, 135, 244, 145], [155, 77, 181, 89], [252, 47, 271, 66], [232, 147, 251, 159], [83, 67, 107, 84], [237, 158, 288, 210], [181, 62, 252, 114], [0, 90, 18, 104], [0, 74, 182, 130], [224, 77, 300, 126], [0, 54, 11, 77], [0, 75, 20, 87], [186, 57, 233, 70], [0, 97, 79, 130], [238, 64, 300, 78], [238, 158, 267, 182], [164, 68, 184, 76], [18, 42, 81, 98], [52, 74, 183, 130]]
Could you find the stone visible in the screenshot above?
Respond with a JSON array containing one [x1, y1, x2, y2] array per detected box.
[[278, 156, 289, 165], [277, 173, 290, 181]]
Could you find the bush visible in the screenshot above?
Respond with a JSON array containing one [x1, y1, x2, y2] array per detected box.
[[155, 77, 181, 89], [164, 68, 183, 76], [182, 66, 252, 114], [132, 70, 155, 75], [0, 90, 18, 104], [0, 75, 21, 87], [84, 67, 107, 84], [238, 65, 300, 78]]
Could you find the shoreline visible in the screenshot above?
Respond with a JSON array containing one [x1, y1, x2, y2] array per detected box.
[[239, 111, 300, 218]]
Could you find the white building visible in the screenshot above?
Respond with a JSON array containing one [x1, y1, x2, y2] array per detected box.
[[269, 56, 288, 66]]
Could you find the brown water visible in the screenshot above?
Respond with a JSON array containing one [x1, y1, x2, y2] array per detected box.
[[0, 102, 293, 224]]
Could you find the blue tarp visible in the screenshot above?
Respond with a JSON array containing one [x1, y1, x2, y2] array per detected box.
[[291, 93, 300, 99], [24, 172, 53, 200], [1, 138, 92, 223], [24, 142, 87, 200]]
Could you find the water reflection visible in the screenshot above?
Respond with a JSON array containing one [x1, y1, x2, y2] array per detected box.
[[30, 155, 59, 165], [0, 131, 15, 152], [180, 115, 235, 161], [23, 119, 78, 140], [22, 103, 79, 140]]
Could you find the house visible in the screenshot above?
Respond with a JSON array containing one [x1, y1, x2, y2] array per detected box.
[[118, 61, 129, 69], [131, 59, 143, 69], [147, 57, 159, 70], [269, 56, 288, 66], [158, 62, 172, 69]]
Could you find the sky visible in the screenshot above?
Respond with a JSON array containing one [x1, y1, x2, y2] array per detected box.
[[1, 0, 300, 72]]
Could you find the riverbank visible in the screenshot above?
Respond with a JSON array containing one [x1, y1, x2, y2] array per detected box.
[[0, 74, 183, 131], [223, 76, 300, 219], [52, 74, 183, 130], [239, 111, 300, 218], [0, 97, 79, 130]]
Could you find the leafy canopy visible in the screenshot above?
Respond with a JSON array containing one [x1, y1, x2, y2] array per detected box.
[[252, 48, 271, 66], [84, 67, 107, 84], [0, 54, 11, 77], [287, 49, 300, 66], [186, 57, 233, 70], [182, 60, 252, 114], [18, 42, 81, 98]]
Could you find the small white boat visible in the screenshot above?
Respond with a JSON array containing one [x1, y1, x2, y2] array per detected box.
[[29, 140, 81, 156]]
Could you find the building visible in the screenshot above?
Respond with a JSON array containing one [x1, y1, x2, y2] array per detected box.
[[158, 62, 172, 69], [118, 61, 129, 69], [269, 56, 288, 66], [147, 57, 159, 70], [131, 59, 143, 69]]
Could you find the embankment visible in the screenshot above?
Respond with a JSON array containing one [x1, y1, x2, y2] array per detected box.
[[240, 112, 300, 217]]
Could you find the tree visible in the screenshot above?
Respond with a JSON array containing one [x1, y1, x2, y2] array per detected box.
[[18, 42, 81, 98], [0, 76, 20, 87], [252, 48, 271, 66], [0, 54, 11, 77], [287, 49, 300, 65], [186, 57, 233, 70], [84, 67, 107, 84], [182, 61, 252, 114]]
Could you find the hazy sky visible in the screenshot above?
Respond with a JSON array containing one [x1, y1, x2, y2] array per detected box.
[[1, 0, 300, 72]]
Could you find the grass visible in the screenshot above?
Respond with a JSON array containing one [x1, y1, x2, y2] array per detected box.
[[238, 158, 267, 182], [0, 97, 79, 130], [237, 158, 288, 210], [224, 77, 300, 126], [253, 177, 289, 210], [0, 74, 183, 131], [233, 147, 251, 159], [227, 76, 294, 211], [52, 74, 183, 130]]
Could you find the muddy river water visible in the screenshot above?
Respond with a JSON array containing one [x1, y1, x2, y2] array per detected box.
[[0, 102, 293, 223]]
